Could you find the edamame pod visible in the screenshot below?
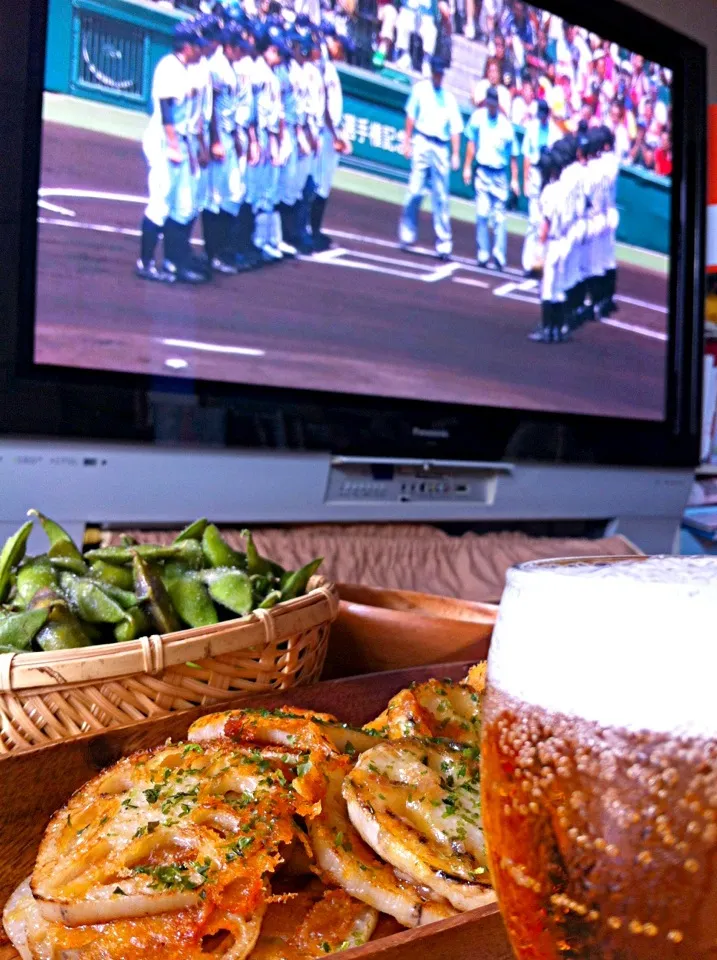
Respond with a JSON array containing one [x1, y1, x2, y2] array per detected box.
[[49, 556, 89, 576], [15, 558, 57, 605], [0, 608, 49, 650], [206, 570, 253, 616], [241, 530, 284, 578], [27, 510, 84, 564], [280, 558, 323, 601], [167, 576, 218, 628], [257, 590, 282, 610], [58, 572, 127, 624], [89, 560, 134, 590], [0, 521, 34, 603], [31, 594, 91, 650], [132, 553, 181, 635], [174, 518, 208, 543], [201, 524, 246, 569], [114, 606, 151, 642], [86, 540, 204, 568]]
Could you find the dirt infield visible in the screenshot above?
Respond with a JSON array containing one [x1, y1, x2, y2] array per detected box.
[[34, 122, 668, 420]]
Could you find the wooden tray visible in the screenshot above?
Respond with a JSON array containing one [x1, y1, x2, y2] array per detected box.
[[324, 584, 497, 678], [0, 663, 512, 960]]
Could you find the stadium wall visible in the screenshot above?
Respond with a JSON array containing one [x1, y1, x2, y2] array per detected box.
[[44, 0, 671, 254]]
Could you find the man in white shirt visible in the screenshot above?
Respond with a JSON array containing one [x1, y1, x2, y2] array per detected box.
[[510, 73, 537, 128], [137, 21, 207, 284], [472, 57, 511, 117], [311, 24, 351, 252], [398, 56, 463, 260], [520, 98, 560, 274], [462, 86, 519, 269]]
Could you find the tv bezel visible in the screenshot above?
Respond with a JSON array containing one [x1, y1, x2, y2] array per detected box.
[[0, 0, 706, 469]]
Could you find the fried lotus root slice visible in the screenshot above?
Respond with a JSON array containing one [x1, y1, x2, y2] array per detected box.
[[31, 740, 300, 930], [464, 662, 487, 696], [380, 678, 483, 744], [253, 887, 378, 960], [3, 875, 268, 960], [189, 708, 382, 757], [343, 739, 495, 912], [309, 756, 456, 929]]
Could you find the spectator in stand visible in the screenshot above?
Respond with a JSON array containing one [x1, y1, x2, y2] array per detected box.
[[629, 53, 650, 109], [606, 97, 631, 163], [477, 0, 504, 43], [511, 70, 537, 126], [393, 0, 450, 76], [639, 97, 663, 148], [629, 120, 655, 169], [491, 32, 517, 86], [473, 56, 512, 115], [500, 0, 534, 70], [372, 0, 399, 66], [555, 21, 590, 89], [654, 129, 672, 176]]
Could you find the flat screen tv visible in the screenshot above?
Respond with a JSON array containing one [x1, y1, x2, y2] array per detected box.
[[0, 0, 707, 549]]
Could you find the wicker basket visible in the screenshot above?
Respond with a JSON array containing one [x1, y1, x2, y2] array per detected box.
[[0, 577, 338, 755]]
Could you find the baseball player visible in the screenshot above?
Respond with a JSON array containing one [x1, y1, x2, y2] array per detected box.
[[528, 146, 565, 342], [203, 20, 249, 275], [231, 19, 262, 269], [398, 55, 462, 261], [246, 23, 285, 261], [520, 98, 560, 275], [187, 14, 219, 277], [297, 30, 327, 252], [600, 125, 619, 315], [282, 27, 317, 252], [136, 21, 207, 284], [275, 33, 301, 257], [463, 86, 519, 270], [554, 134, 584, 333], [310, 23, 351, 252]]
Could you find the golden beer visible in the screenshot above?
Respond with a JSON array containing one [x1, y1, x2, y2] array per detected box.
[[481, 556, 717, 959]]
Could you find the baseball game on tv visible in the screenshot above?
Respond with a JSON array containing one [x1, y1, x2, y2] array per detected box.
[[35, 0, 672, 422]]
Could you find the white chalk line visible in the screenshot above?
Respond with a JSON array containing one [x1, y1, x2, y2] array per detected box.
[[160, 337, 266, 357]]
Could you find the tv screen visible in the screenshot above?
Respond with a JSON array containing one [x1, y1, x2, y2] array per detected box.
[[34, 0, 673, 426]]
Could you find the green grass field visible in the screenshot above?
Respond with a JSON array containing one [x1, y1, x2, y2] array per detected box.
[[43, 92, 669, 276]]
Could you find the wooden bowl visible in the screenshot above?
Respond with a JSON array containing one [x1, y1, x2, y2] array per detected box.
[[323, 583, 498, 679]]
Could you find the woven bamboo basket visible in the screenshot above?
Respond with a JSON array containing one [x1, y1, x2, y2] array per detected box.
[[0, 577, 338, 756]]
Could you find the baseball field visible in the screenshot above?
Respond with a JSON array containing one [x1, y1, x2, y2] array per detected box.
[[35, 94, 669, 421]]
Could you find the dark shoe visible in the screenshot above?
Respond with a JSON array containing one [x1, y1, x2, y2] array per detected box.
[[528, 328, 550, 342], [234, 253, 253, 272], [312, 232, 332, 253], [164, 260, 208, 284], [190, 253, 211, 277], [135, 259, 176, 284], [437, 252, 451, 262], [211, 256, 238, 276]]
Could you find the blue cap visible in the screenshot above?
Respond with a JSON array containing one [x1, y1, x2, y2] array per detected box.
[[485, 85, 499, 104], [174, 21, 208, 47], [295, 13, 312, 27], [537, 98, 549, 119], [197, 13, 222, 40], [430, 54, 449, 74]]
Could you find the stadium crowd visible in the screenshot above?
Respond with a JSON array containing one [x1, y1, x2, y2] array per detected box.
[[375, 0, 673, 176]]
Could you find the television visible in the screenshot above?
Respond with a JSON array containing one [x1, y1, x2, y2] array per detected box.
[[0, 0, 706, 554]]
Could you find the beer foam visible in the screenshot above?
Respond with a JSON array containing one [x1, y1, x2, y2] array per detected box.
[[488, 556, 717, 738]]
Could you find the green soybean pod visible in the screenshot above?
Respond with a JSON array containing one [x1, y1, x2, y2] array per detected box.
[[256, 590, 282, 610], [280, 558, 323, 601], [0, 521, 34, 603], [49, 556, 89, 577], [27, 510, 84, 565], [207, 570, 253, 617], [15, 558, 57, 606], [201, 525, 246, 569], [59, 572, 127, 625], [114, 606, 151, 642], [241, 530, 284, 579], [132, 553, 181, 635], [174, 518, 209, 543], [167, 576, 219, 628], [89, 560, 134, 590], [0, 608, 50, 650], [32, 596, 91, 651]]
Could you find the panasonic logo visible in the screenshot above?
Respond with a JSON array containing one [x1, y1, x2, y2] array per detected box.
[[412, 427, 450, 439]]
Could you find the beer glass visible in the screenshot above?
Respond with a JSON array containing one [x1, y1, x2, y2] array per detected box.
[[481, 556, 717, 959]]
